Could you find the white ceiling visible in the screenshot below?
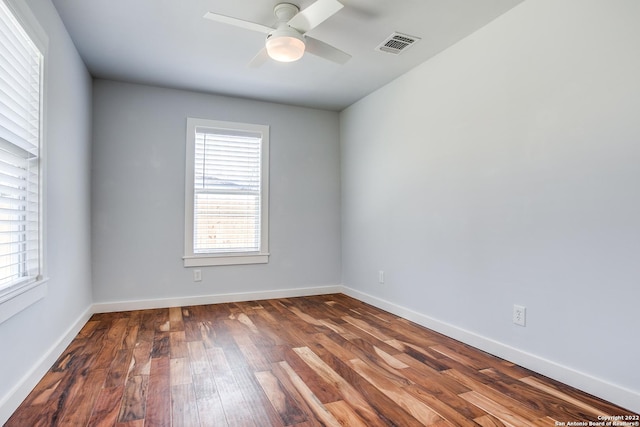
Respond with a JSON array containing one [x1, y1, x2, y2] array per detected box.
[[50, 0, 524, 111]]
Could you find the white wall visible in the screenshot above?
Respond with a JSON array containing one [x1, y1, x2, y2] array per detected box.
[[91, 80, 341, 304], [0, 0, 93, 421], [341, 0, 640, 411]]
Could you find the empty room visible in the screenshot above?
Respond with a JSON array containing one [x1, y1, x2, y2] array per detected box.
[[0, 0, 638, 425]]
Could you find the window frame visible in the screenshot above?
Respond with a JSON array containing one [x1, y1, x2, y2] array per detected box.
[[183, 117, 270, 267], [0, 0, 48, 324]]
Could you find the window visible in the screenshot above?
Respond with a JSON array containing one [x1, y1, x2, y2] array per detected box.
[[184, 118, 269, 266], [0, 0, 46, 323]]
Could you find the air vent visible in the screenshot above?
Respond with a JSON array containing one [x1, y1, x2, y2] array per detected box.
[[376, 32, 421, 55]]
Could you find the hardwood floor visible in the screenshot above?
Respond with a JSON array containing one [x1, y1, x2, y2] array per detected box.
[[6, 294, 637, 426]]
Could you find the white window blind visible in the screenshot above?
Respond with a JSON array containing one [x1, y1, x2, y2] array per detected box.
[[184, 118, 269, 267], [0, 0, 42, 290], [194, 128, 262, 253]]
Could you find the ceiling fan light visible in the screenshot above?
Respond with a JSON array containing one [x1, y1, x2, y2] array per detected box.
[[266, 32, 305, 62]]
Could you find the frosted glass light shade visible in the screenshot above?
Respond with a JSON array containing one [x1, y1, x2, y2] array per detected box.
[[266, 32, 305, 62]]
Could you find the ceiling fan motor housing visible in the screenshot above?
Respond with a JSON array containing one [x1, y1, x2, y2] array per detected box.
[[274, 3, 300, 22]]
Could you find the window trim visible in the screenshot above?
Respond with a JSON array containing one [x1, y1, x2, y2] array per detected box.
[[183, 118, 269, 267], [0, 0, 49, 324]]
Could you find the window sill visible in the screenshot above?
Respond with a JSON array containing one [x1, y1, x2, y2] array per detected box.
[[0, 277, 49, 325], [183, 253, 269, 267]]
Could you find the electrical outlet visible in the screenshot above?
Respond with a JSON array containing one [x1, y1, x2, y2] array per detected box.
[[513, 304, 526, 326], [193, 269, 202, 282], [378, 270, 384, 284]]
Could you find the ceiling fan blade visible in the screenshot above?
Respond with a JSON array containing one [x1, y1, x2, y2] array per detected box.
[[248, 48, 270, 68], [287, 0, 344, 33], [305, 37, 351, 64], [203, 12, 273, 34]]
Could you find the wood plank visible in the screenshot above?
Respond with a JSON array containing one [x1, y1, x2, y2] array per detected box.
[[128, 341, 152, 376], [317, 318, 359, 340], [269, 365, 326, 427], [255, 370, 308, 425], [232, 366, 286, 427], [151, 331, 171, 358], [187, 341, 212, 377], [170, 330, 189, 359], [520, 376, 614, 418], [192, 373, 217, 400], [117, 374, 149, 423], [121, 324, 139, 350], [404, 383, 479, 427], [169, 306, 184, 331], [480, 368, 603, 421], [58, 367, 108, 425], [105, 348, 133, 388], [460, 390, 532, 427], [21, 374, 64, 406], [298, 340, 422, 427], [430, 344, 493, 371], [198, 320, 217, 348], [314, 329, 407, 375], [444, 368, 544, 421], [171, 383, 200, 427], [313, 353, 425, 427], [342, 315, 394, 342], [277, 361, 342, 427], [188, 342, 227, 424], [233, 311, 261, 334], [325, 400, 369, 427], [474, 414, 507, 427], [394, 352, 470, 395], [91, 318, 129, 369], [183, 317, 203, 342], [50, 353, 99, 422], [116, 419, 145, 427], [280, 346, 343, 404], [206, 346, 259, 426], [395, 354, 485, 421], [77, 319, 101, 338], [348, 358, 443, 425], [146, 357, 171, 426], [324, 340, 411, 390], [395, 340, 453, 372], [6, 350, 94, 426], [87, 385, 125, 427], [373, 345, 410, 369], [226, 320, 271, 371], [195, 395, 228, 427], [292, 346, 385, 426], [170, 357, 192, 386], [108, 317, 131, 345], [241, 308, 288, 347]]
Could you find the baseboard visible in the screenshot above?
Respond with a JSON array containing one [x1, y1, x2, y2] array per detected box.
[[92, 284, 343, 313], [342, 286, 640, 414], [0, 304, 94, 425]]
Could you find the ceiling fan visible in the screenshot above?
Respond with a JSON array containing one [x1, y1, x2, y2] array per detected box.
[[204, 0, 351, 67]]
